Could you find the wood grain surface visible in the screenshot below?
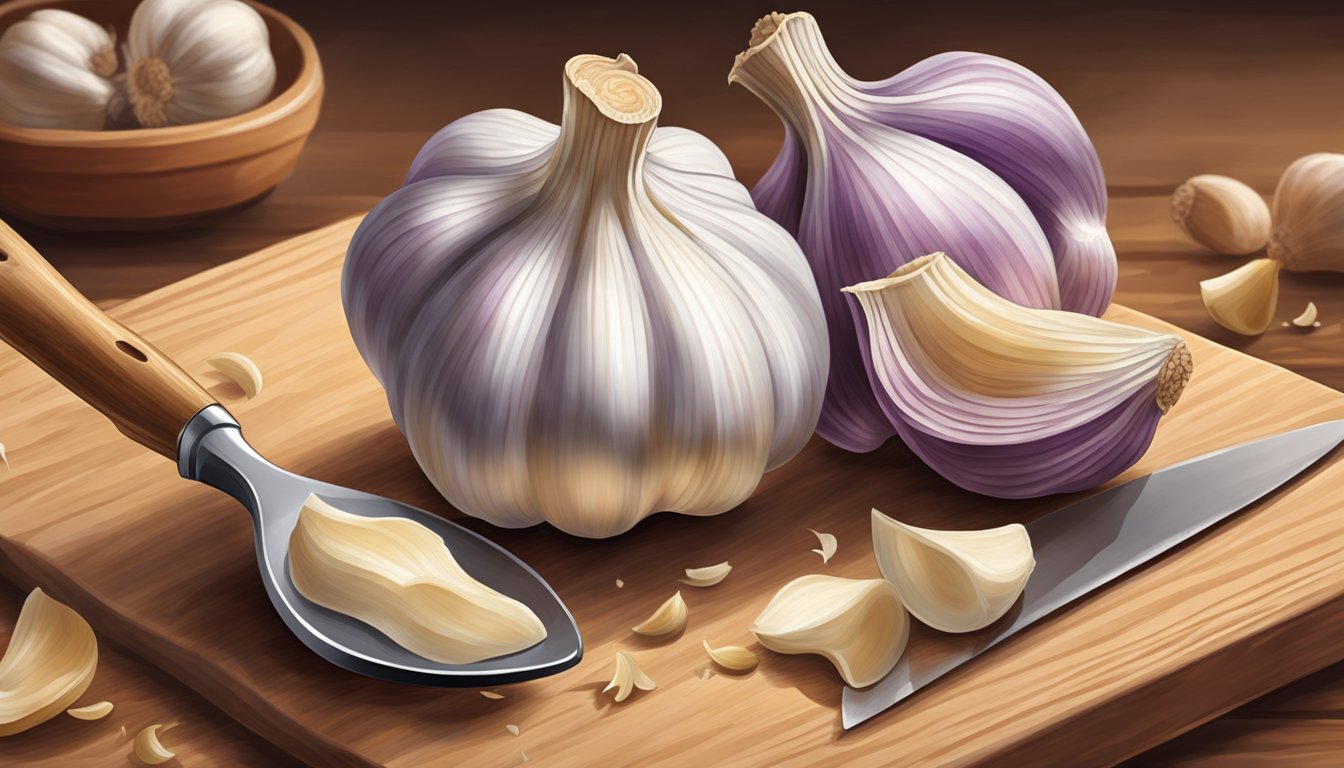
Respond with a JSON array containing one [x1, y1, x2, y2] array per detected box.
[[0, 217, 1341, 766]]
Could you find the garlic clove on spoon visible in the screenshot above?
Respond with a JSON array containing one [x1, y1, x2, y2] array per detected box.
[[1200, 258, 1281, 336], [871, 510, 1035, 633], [1171, 175, 1271, 256], [750, 575, 908, 688], [0, 589, 98, 736], [1267, 153, 1344, 273], [0, 9, 117, 130]]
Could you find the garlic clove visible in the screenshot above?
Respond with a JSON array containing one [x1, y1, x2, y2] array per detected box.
[[133, 723, 175, 765], [67, 700, 114, 720], [1292, 301, 1319, 328], [506, 724, 521, 737], [1200, 258, 1282, 336], [680, 562, 731, 588], [750, 575, 908, 688], [702, 640, 758, 672], [632, 592, 688, 636], [1267, 153, 1344, 272], [0, 10, 117, 130], [205, 352, 263, 399], [603, 651, 656, 703], [843, 252, 1192, 498], [0, 589, 98, 736], [871, 510, 1035, 633], [807, 529, 836, 564], [1171, 175, 1271, 255], [288, 494, 546, 664]]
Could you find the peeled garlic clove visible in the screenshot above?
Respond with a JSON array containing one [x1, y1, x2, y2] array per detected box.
[[632, 592, 688, 636], [0, 589, 98, 736], [133, 724, 175, 765], [807, 529, 836, 564], [872, 510, 1035, 633], [1268, 153, 1344, 272], [680, 562, 731, 588], [0, 10, 117, 130], [288, 494, 546, 664], [506, 724, 521, 737], [750, 575, 908, 688], [843, 253, 1192, 498], [703, 640, 758, 672], [205, 352, 263, 398], [1291, 302, 1319, 328], [1171, 175, 1271, 256], [1201, 258, 1282, 336], [603, 651, 656, 703], [67, 700, 114, 720]]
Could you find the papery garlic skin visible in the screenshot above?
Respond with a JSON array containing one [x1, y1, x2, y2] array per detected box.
[[0, 10, 116, 130], [1200, 258, 1281, 336], [288, 494, 547, 664], [725, 12, 1091, 454], [1171, 175, 1271, 256], [844, 253, 1191, 498], [125, 0, 275, 127], [344, 54, 828, 538], [750, 575, 908, 688], [872, 510, 1034, 633], [1268, 153, 1344, 272], [0, 589, 98, 736]]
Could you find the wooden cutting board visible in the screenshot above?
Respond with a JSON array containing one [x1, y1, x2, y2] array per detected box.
[[2, 215, 1342, 767]]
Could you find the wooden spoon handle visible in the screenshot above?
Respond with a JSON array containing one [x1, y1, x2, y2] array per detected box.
[[0, 220, 215, 460]]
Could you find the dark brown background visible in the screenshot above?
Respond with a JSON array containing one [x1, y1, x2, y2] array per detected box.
[[7, 0, 1344, 764]]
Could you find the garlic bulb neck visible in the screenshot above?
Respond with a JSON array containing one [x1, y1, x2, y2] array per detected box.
[[127, 56, 173, 128]]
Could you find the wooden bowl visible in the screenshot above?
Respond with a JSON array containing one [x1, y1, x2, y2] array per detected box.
[[0, 0, 323, 230]]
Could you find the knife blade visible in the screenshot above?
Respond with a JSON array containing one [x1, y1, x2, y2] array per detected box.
[[842, 419, 1344, 729]]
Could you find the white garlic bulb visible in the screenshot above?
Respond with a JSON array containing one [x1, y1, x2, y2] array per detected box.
[[0, 10, 116, 130], [343, 54, 829, 538], [125, 0, 276, 127]]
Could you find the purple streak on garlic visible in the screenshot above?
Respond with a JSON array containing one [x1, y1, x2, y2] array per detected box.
[[730, 12, 1065, 453], [344, 54, 828, 538]]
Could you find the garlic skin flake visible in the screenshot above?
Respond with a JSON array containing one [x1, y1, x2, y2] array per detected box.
[[680, 562, 731, 587], [125, 0, 276, 127], [0, 589, 98, 736], [751, 575, 908, 688], [808, 529, 837, 563], [632, 592, 688, 636], [133, 724, 174, 765], [1268, 153, 1344, 273], [1292, 302, 1319, 328], [67, 700, 114, 720], [872, 510, 1035, 633], [703, 640, 758, 672], [1171, 175, 1271, 256], [206, 352, 263, 398], [1200, 258, 1281, 336], [0, 9, 117, 129], [844, 253, 1192, 498], [732, 12, 1118, 453], [343, 53, 828, 538], [604, 651, 656, 703], [288, 494, 546, 664]]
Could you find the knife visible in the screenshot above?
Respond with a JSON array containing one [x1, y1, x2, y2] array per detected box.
[[842, 419, 1344, 728]]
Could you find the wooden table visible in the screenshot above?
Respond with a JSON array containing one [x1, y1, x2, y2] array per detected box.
[[4, 0, 1342, 764]]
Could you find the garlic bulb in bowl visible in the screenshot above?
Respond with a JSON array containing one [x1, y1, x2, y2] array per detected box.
[[0, 9, 116, 129], [124, 0, 276, 127], [343, 53, 829, 538]]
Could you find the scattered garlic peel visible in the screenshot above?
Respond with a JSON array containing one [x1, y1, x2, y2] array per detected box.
[[808, 529, 837, 563], [1292, 301, 1319, 327], [680, 562, 732, 587], [506, 724, 521, 737], [133, 724, 175, 765], [1200, 258, 1281, 335], [288, 494, 546, 664], [67, 700, 114, 720], [603, 651, 656, 702], [480, 691, 505, 700], [615, 579, 624, 589], [205, 351, 263, 398], [872, 509, 1036, 633], [751, 575, 908, 688], [631, 592, 688, 636], [703, 640, 759, 672], [0, 589, 98, 736]]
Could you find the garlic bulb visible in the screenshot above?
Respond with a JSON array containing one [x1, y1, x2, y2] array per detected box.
[[125, 0, 276, 127], [871, 510, 1035, 633], [1200, 258, 1281, 336], [1171, 175, 1271, 255], [0, 589, 98, 736], [843, 252, 1192, 498], [1268, 153, 1344, 272], [751, 575, 907, 688], [0, 10, 116, 130], [343, 54, 829, 538], [288, 494, 546, 664], [731, 11, 1117, 453]]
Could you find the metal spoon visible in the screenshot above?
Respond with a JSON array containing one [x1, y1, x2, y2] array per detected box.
[[0, 220, 581, 687]]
